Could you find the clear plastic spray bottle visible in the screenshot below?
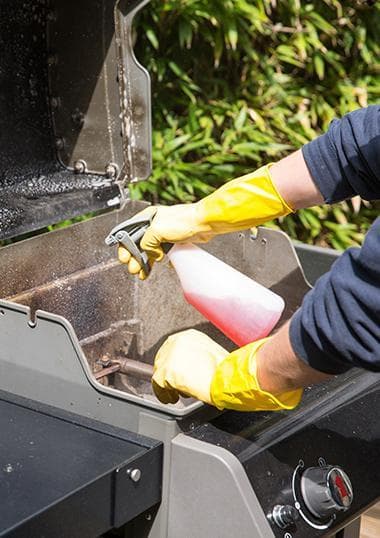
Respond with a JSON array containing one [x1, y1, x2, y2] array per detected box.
[[167, 243, 285, 346]]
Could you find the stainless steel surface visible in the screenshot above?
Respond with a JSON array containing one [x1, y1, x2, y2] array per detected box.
[[0, 0, 153, 241], [0, 0, 117, 240], [115, 0, 152, 182], [168, 434, 274, 538], [49, 0, 150, 180], [0, 203, 310, 416]]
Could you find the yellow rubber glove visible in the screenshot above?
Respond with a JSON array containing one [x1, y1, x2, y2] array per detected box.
[[152, 329, 229, 405], [118, 165, 293, 278], [210, 339, 302, 412], [152, 329, 302, 411]]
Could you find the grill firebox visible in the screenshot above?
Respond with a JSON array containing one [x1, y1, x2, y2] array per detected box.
[[0, 201, 311, 416]]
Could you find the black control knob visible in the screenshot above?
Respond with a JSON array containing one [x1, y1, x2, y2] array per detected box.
[[271, 505, 299, 529], [300, 466, 353, 519]]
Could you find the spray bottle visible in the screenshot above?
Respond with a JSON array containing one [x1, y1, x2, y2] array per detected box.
[[106, 212, 284, 346]]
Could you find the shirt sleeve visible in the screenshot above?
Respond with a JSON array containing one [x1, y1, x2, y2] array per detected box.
[[290, 105, 380, 374], [302, 105, 380, 203], [289, 218, 380, 374]]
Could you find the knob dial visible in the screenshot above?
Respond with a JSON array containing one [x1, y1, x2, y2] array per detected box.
[[271, 505, 299, 529], [300, 466, 353, 519]]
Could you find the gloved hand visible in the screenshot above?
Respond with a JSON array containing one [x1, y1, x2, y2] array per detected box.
[[118, 204, 208, 279], [152, 329, 302, 411], [152, 329, 229, 405], [118, 165, 293, 278]]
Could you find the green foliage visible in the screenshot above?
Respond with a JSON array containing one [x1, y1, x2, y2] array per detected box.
[[131, 0, 380, 249]]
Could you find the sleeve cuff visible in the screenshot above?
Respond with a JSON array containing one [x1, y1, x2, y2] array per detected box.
[[289, 309, 351, 375], [302, 133, 355, 204]]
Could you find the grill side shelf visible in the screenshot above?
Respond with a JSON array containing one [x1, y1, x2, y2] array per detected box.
[[0, 390, 162, 538]]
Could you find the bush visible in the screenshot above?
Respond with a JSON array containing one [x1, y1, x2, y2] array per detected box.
[[132, 0, 380, 250]]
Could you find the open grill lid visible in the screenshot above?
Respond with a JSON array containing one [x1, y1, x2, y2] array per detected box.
[[0, 0, 151, 240]]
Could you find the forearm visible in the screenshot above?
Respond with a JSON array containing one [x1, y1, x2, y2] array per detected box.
[[258, 106, 380, 389], [270, 149, 324, 210], [256, 320, 331, 394]]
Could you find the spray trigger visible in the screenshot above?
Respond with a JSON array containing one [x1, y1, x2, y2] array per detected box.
[[105, 210, 172, 275]]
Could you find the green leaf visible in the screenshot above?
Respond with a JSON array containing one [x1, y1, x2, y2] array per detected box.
[[126, 0, 380, 252], [178, 20, 193, 49], [234, 108, 247, 130], [313, 54, 325, 80], [226, 17, 238, 50], [146, 28, 159, 50]]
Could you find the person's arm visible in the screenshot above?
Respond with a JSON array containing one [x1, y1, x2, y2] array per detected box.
[[288, 217, 380, 376], [151, 221, 380, 409], [258, 105, 380, 387], [270, 149, 324, 209], [151, 106, 380, 410], [213, 219, 380, 401], [301, 105, 380, 203], [120, 106, 380, 278], [255, 321, 331, 394]]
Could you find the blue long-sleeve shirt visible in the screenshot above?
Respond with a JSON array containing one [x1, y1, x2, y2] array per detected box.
[[289, 105, 380, 374]]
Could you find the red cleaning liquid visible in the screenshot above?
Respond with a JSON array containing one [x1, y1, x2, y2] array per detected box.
[[184, 293, 283, 346], [167, 244, 285, 346]]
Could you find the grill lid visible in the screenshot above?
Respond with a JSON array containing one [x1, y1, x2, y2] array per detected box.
[[0, 0, 151, 240]]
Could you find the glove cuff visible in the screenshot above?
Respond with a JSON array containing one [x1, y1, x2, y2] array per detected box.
[[198, 164, 294, 234], [267, 163, 294, 215], [210, 338, 302, 412]]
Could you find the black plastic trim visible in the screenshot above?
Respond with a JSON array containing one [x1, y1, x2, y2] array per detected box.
[[0, 390, 162, 538]]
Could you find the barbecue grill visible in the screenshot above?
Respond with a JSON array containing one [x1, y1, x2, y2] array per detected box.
[[1, 1, 379, 537]]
